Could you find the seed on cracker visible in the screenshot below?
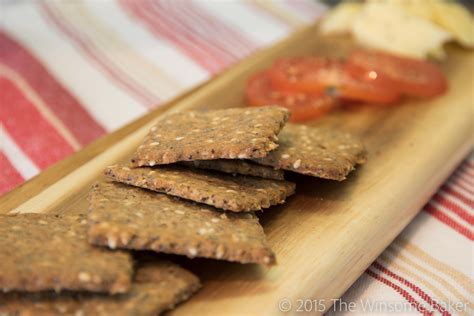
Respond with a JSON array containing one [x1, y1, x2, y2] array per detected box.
[[253, 124, 366, 181], [0, 260, 200, 315], [105, 165, 295, 212], [181, 159, 285, 180], [130, 106, 290, 166], [88, 182, 276, 265], [0, 214, 133, 294]]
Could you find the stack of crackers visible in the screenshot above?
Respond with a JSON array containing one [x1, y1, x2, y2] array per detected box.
[[0, 106, 365, 315]]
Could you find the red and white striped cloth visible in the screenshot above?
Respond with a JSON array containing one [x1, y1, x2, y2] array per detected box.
[[330, 154, 474, 315], [0, 0, 323, 190], [0, 1, 472, 315]]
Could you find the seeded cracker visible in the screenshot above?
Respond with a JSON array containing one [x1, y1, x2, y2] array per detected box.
[[88, 182, 276, 265], [254, 124, 366, 181], [0, 214, 132, 294], [0, 261, 201, 316], [105, 165, 295, 212], [181, 159, 285, 180], [130, 106, 290, 166]]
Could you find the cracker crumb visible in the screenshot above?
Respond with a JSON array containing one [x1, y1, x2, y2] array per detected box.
[[216, 245, 225, 259], [188, 247, 198, 257], [120, 233, 130, 245], [107, 237, 117, 249], [78, 272, 91, 283], [57, 305, 67, 313], [293, 159, 301, 169], [267, 143, 278, 150]]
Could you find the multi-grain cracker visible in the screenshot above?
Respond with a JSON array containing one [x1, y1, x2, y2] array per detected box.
[[254, 124, 366, 181], [0, 260, 200, 316], [88, 182, 276, 265], [105, 165, 294, 212], [130, 106, 290, 166], [0, 214, 133, 294], [181, 159, 285, 180]]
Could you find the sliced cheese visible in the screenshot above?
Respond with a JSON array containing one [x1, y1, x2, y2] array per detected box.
[[352, 3, 451, 59], [382, 0, 436, 21], [319, 2, 362, 35], [431, 1, 474, 48], [427, 45, 446, 60]]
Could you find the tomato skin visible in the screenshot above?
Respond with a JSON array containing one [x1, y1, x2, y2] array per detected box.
[[346, 50, 448, 98], [269, 57, 337, 94], [334, 69, 401, 104], [269, 56, 400, 104], [245, 70, 337, 122]]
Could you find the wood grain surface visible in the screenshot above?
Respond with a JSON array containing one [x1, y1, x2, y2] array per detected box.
[[1, 23, 472, 315]]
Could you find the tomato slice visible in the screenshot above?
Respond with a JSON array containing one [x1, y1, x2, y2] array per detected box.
[[245, 70, 337, 122], [269, 56, 400, 104], [269, 57, 337, 94], [336, 72, 401, 104], [346, 50, 448, 97]]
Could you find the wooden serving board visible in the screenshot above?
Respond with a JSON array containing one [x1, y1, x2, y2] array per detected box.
[[1, 23, 472, 315]]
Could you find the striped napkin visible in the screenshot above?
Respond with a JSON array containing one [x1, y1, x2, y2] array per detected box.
[[0, 1, 472, 315], [0, 0, 324, 190], [329, 154, 473, 316]]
